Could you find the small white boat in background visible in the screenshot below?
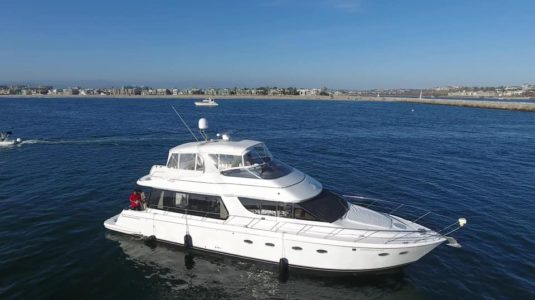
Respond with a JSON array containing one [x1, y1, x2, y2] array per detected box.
[[194, 98, 219, 107], [0, 131, 22, 147]]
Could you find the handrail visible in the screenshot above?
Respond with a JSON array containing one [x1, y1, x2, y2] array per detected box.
[[145, 204, 227, 220], [140, 194, 464, 245], [343, 195, 440, 223]]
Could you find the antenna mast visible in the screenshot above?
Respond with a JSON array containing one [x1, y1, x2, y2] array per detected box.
[[171, 105, 199, 141]]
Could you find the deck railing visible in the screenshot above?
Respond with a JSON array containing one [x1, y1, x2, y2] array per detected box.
[[139, 195, 465, 245]]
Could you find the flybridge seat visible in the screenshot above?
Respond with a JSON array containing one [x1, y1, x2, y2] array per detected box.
[[164, 140, 292, 179]]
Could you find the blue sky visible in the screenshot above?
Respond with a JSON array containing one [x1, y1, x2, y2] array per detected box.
[[1, 0, 534, 89]]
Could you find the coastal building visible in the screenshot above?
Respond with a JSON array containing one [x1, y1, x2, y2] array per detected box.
[[298, 88, 320, 96], [218, 88, 230, 96], [0, 86, 10, 95], [268, 88, 283, 96], [205, 88, 216, 96]]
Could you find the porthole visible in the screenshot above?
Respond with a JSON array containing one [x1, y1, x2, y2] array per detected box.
[[244, 239, 253, 244], [378, 253, 389, 256], [317, 249, 328, 254], [399, 251, 409, 255], [265, 243, 275, 247], [352, 248, 356, 251], [292, 246, 302, 251]]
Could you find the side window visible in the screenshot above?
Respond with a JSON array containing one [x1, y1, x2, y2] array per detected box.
[[167, 153, 179, 168], [208, 154, 218, 169], [147, 189, 227, 220], [188, 194, 212, 216], [187, 193, 228, 220], [219, 154, 233, 169], [196, 155, 204, 171], [293, 206, 317, 221], [218, 154, 241, 169], [259, 201, 277, 216], [148, 190, 164, 208], [239, 197, 261, 214], [238, 198, 317, 221], [162, 191, 177, 210], [179, 153, 196, 170], [278, 203, 293, 218], [174, 192, 188, 209]]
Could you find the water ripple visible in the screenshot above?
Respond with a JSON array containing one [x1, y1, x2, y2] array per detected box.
[[0, 98, 534, 299]]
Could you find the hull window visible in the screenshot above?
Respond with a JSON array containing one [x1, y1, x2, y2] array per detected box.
[[147, 189, 228, 220]]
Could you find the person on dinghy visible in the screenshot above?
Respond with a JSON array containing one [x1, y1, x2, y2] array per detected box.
[[0, 131, 11, 141]]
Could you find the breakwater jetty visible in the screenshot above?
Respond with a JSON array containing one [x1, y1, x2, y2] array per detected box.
[[359, 97, 535, 112]]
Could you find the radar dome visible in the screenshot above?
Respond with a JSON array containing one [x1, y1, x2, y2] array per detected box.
[[198, 118, 208, 130]]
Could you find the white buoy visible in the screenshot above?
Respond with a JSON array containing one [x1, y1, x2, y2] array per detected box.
[[198, 118, 208, 130], [458, 218, 467, 227]]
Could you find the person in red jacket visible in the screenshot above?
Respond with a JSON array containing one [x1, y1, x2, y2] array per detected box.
[[129, 189, 143, 210]]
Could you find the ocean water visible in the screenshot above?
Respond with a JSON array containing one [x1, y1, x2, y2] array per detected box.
[[0, 98, 534, 299]]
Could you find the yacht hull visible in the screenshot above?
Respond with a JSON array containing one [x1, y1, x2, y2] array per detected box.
[[104, 210, 445, 273], [194, 103, 218, 107]]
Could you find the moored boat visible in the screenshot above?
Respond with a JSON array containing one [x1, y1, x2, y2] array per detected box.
[[194, 98, 219, 107]]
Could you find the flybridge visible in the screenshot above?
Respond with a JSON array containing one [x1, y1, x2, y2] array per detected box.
[[166, 112, 293, 179]]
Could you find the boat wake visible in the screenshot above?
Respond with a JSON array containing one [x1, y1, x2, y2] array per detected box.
[[20, 135, 186, 146]]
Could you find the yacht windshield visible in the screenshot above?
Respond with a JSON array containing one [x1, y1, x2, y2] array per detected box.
[[221, 159, 292, 179], [219, 144, 292, 179], [244, 144, 272, 165], [298, 190, 349, 222]]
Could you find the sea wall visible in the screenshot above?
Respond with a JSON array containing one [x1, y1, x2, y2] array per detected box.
[[362, 97, 535, 112]]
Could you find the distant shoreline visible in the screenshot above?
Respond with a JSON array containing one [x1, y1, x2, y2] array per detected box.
[[0, 94, 338, 100], [1, 94, 535, 112]]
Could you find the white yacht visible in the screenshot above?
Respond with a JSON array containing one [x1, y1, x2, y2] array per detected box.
[[194, 98, 219, 107], [0, 131, 22, 147], [104, 119, 466, 274]]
